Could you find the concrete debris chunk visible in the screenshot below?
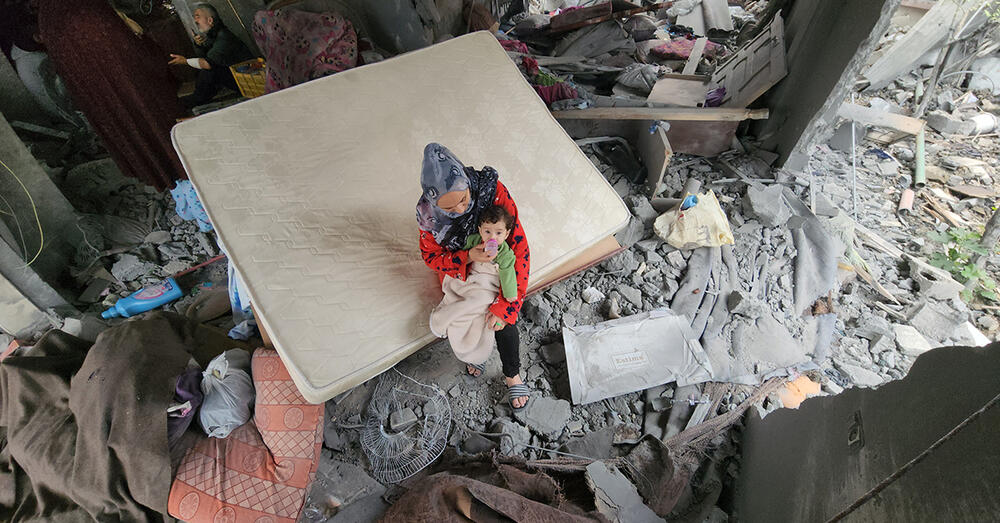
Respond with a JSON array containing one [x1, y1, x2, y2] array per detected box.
[[143, 230, 172, 244], [602, 249, 641, 274], [388, 408, 418, 432], [665, 249, 685, 269], [907, 301, 966, 344], [926, 110, 975, 135], [627, 195, 660, 228], [619, 285, 643, 307], [582, 286, 605, 304], [110, 254, 155, 282], [908, 258, 963, 301], [743, 184, 791, 227], [157, 242, 191, 260], [834, 361, 884, 387], [561, 426, 615, 460], [515, 395, 571, 438], [585, 461, 665, 523], [951, 322, 990, 347], [522, 297, 554, 326], [892, 324, 933, 357], [488, 418, 531, 455]]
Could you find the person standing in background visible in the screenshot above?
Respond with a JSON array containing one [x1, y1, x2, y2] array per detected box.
[[37, 0, 188, 191]]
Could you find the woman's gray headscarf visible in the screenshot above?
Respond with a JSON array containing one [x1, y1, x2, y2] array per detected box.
[[416, 143, 498, 251]]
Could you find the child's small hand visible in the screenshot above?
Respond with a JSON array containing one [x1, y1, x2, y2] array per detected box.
[[468, 243, 497, 263], [486, 313, 506, 331]]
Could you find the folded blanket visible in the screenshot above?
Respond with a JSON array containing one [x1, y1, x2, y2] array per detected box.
[[430, 262, 500, 365], [0, 312, 200, 522]]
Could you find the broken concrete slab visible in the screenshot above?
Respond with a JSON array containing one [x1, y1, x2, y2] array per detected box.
[[586, 461, 665, 523], [893, 324, 933, 357], [563, 308, 712, 404], [743, 184, 791, 228], [389, 408, 418, 432], [515, 395, 571, 439], [110, 254, 156, 282], [619, 285, 643, 308], [561, 426, 615, 460], [834, 361, 885, 387], [602, 249, 641, 274], [489, 418, 531, 455], [309, 452, 386, 514], [926, 110, 975, 136], [952, 322, 991, 347], [143, 230, 172, 244], [627, 195, 660, 228], [908, 257, 964, 301], [907, 301, 967, 344]]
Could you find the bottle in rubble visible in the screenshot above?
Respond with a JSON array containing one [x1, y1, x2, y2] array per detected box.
[[101, 277, 183, 319]]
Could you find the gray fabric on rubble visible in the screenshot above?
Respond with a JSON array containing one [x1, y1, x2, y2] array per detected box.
[[783, 188, 846, 314]]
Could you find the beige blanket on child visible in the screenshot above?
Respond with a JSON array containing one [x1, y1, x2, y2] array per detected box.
[[430, 262, 500, 365]]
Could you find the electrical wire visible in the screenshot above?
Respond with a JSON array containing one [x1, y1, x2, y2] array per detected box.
[[0, 157, 44, 267]]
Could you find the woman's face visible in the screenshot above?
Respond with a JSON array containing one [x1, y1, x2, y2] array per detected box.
[[437, 189, 471, 215]]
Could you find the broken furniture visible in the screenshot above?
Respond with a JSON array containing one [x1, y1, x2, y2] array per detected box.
[[171, 32, 631, 403], [168, 348, 324, 522]]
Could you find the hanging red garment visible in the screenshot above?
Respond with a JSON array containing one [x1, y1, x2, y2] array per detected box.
[[38, 0, 187, 191]]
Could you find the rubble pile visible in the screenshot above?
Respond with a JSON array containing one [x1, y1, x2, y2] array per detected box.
[[58, 158, 226, 332]]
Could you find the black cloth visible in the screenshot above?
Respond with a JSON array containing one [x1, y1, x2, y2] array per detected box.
[[495, 323, 520, 378], [185, 24, 253, 107], [0, 2, 42, 62]]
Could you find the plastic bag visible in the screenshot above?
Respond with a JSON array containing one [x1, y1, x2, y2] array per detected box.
[[199, 349, 255, 438], [653, 190, 735, 249]]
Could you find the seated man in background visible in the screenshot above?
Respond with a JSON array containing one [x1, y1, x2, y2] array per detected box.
[[169, 3, 253, 108]]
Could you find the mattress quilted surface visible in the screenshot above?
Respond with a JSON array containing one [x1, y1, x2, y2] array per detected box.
[[171, 32, 629, 403]]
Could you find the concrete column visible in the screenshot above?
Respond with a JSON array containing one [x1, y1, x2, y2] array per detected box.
[[0, 112, 79, 327], [755, 0, 902, 169]]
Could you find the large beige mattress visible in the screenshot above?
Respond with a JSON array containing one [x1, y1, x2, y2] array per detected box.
[[171, 32, 629, 403]]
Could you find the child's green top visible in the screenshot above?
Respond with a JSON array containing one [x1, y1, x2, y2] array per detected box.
[[464, 233, 518, 300]]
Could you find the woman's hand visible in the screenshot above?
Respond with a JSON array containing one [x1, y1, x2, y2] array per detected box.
[[486, 313, 506, 331], [467, 242, 497, 263], [168, 54, 187, 66]]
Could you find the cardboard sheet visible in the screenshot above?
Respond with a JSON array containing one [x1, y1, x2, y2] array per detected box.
[[171, 33, 630, 403]]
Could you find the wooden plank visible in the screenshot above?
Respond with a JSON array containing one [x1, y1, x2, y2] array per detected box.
[[636, 121, 673, 197], [553, 107, 769, 121], [712, 13, 787, 108], [549, 2, 612, 32], [861, 0, 968, 91], [702, 0, 734, 32], [682, 37, 708, 75], [837, 103, 926, 135], [646, 77, 709, 107]]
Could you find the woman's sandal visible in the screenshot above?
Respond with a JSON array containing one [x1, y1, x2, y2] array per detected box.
[[507, 383, 530, 411], [467, 362, 486, 378]]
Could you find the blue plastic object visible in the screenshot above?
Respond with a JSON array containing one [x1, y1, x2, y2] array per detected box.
[[101, 277, 183, 319], [681, 194, 699, 210]]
